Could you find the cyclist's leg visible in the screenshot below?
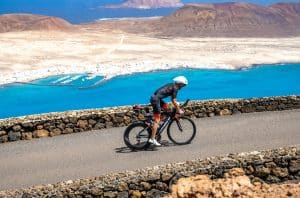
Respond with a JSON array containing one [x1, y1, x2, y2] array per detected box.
[[160, 100, 168, 111], [150, 96, 161, 139], [160, 100, 168, 121]]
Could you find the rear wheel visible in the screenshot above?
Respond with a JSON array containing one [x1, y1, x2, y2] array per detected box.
[[123, 122, 151, 150], [167, 116, 196, 145]]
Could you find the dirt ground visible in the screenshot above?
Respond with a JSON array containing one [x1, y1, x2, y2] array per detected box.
[[0, 26, 300, 84]]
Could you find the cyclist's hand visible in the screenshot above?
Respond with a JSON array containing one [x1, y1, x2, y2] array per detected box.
[[179, 109, 185, 115]]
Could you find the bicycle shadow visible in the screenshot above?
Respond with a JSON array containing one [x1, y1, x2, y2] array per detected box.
[[115, 140, 180, 153]]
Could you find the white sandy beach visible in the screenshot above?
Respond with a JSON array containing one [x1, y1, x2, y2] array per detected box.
[[0, 28, 300, 85]]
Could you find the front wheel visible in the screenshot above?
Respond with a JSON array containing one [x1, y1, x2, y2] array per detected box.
[[167, 116, 196, 145], [123, 122, 151, 150]]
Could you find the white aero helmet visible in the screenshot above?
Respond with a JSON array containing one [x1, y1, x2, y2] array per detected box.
[[173, 76, 188, 85]]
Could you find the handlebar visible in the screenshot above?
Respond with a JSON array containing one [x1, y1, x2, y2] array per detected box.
[[180, 99, 190, 108], [170, 99, 190, 116]]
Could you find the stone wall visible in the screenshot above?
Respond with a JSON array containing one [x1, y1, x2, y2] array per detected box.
[[0, 95, 299, 144], [0, 145, 299, 197]]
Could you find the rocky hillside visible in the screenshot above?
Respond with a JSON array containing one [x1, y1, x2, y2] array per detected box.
[[0, 14, 75, 33], [103, 0, 183, 9], [168, 168, 300, 198], [155, 2, 300, 37]]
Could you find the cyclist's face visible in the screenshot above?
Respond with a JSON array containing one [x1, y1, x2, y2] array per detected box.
[[177, 83, 186, 89]]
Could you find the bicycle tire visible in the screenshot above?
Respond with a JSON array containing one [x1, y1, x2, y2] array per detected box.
[[123, 122, 151, 150], [167, 116, 196, 145]]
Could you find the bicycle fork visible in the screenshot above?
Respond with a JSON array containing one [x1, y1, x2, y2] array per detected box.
[[175, 116, 183, 132]]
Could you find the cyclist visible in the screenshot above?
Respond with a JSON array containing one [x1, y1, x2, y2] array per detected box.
[[149, 76, 188, 146]]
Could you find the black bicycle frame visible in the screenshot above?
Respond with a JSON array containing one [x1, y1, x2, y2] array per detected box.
[[135, 99, 190, 138], [156, 116, 172, 136]]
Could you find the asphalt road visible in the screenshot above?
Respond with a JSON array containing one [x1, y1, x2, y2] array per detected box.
[[0, 109, 300, 190]]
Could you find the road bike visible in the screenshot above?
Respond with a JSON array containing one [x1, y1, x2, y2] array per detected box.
[[124, 99, 196, 150]]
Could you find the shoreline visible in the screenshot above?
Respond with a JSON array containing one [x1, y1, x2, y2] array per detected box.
[[96, 16, 163, 22], [1, 30, 299, 86], [0, 61, 299, 87], [0, 61, 283, 86], [0, 61, 300, 86]]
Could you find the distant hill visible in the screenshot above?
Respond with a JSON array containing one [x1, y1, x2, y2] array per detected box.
[[155, 2, 300, 37], [0, 14, 75, 33], [103, 0, 183, 9], [94, 2, 300, 37]]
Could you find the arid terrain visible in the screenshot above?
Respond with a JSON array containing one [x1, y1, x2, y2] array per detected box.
[[0, 14, 75, 33], [0, 2, 300, 196], [168, 168, 300, 198], [0, 25, 300, 85], [0, 2, 300, 85], [96, 2, 300, 37]]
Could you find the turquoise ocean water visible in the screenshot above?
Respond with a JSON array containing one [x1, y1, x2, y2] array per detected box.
[[0, 63, 299, 119]]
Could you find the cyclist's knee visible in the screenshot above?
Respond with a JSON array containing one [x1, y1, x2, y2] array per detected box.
[[153, 113, 160, 119], [153, 116, 160, 124]]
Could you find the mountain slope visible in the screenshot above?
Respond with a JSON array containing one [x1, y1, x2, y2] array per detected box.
[[0, 14, 75, 33], [154, 2, 300, 37]]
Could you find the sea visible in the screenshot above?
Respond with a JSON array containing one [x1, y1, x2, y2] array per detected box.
[[0, 0, 178, 24], [0, 63, 300, 119]]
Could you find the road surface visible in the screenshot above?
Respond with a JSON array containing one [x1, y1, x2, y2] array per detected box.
[[0, 109, 299, 190]]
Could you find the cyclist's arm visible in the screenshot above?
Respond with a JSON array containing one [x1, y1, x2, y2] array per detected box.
[[172, 98, 181, 113]]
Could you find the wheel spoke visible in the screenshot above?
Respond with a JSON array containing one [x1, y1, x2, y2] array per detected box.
[[124, 122, 151, 150]]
